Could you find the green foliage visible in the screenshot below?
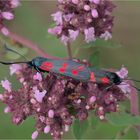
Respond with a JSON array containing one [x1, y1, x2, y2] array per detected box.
[[89, 115, 99, 130], [73, 119, 89, 139], [80, 39, 122, 49], [106, 112, 140, 126], [89, 47, 100, 66], [5, 45, 28, 60]]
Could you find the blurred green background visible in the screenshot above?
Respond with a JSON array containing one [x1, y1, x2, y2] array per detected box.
[[0, 1, 140, 139]]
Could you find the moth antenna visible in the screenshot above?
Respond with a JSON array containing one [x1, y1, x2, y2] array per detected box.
[[0, 61, 30, 65], [119, 83, 140, 92], [4, 44, 28, 61], [124, 78, 140, 83], [131, 85, 140, 91]]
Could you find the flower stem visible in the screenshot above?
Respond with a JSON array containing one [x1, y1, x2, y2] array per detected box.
[[8, 31, 52, 58], [66, 42, 72, 59], [130, 87, 140, 139]]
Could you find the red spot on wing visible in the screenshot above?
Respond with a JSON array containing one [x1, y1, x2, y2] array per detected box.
[[101, 77, 110, 84], [59, 63, 68, 73], [71, 69, 78, 76], [77, 65, 85, 71], [59, 68, 66, 73], [62, 63, 68, 68], [90, 72, 96, 82], [40, 62, 53, 71]]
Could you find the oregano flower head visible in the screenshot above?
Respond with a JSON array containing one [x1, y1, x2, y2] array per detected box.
[[0, 0, 20, 36], [0, 63, 133, 140], [48, 0, 115, 45]]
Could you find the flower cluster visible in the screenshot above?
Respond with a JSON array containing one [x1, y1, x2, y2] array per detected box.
[[48, 0, 115, 45], [0, 0, 20, 36], [0, 62, 133, 140]]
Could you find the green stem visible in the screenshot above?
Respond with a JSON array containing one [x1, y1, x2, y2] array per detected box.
[[66, 42, 72, 59], [8, 31, 55, 58]]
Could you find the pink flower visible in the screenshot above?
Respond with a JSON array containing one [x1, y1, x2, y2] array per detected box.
[[61, 35, 70, 46], [10, 64, 22, 75], [1, 27, 9, 36], [48, 109, 54, 118], [0, 94, 4, 101], [4, 106, 10, 113], [89, 96, 96, 104], [34, 89, 46, 103], [91, 9, 99, 18], [51, 11, 63, 25], [33, 72, 42, 82], [58, 0, 63, 3], [48, 26, 62, 35], [2, 12, 14, 20], [11, 0, 20, 8], [44, 125, 51, 134], [117, 82, 131, 94], [63, 13, 74, 22], [31, 131, 38, 140], [84, 5, 91, 11], [64, 125, 70, 132], [116, 66, 128, 79], [68, 29, 79, 41], [100, 31, 112, 40], [89, 0, 100, 4], [71, 0, 79, 5], [1, 79, 12, 92], [84, 27, 96, 43]]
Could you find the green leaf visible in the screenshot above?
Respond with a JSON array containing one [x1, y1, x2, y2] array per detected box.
[[89, 116, 99, 130], [89, 47, 100, 66], [6, 46, 28, 60], [106, 112, 140, 126], [73, 119, 89, 139], [80, 39, 122, 49]]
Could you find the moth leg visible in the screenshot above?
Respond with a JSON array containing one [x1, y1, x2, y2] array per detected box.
[[35, 66, 41, 73]]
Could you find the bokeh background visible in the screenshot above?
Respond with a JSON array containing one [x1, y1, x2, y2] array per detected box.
[[0, 0, 140, 139]]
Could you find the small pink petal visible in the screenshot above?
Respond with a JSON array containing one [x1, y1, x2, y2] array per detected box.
[[68, 29, 79, 41], [10, 64, 22, 75], [1, 79, 12, 92], [89, 0, 100, 4], [31, 131, 38, 140], [4, 106, 10, 113], [0, 94, 4, 100], [77, 99, 81, 104], [34, 90, 46, 103], [91, 9, 98, 18], [2, 12, 14, 20], [11, 0, 20, 8], [1, 27, 9, 36], [44, 125, 50, 134], [61, 35, 70, 46], [100, 31, 112, 40], [71, 0, 79, 4], [116, 66, 128, 79], [39, 116, 45, 122], [84, 27, 96, 43], [51, 11, 63, 25], [84, 5, 90, 11], [33, 72, 42, 81], [117, 82, 131, 94], [48, 109, 54, 118], [64, 125, 70, 132], [58, 0, 63, 3], [63, 13, 74, 22], [48, 26, 62, 35], [89, 96, 96, 103]]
